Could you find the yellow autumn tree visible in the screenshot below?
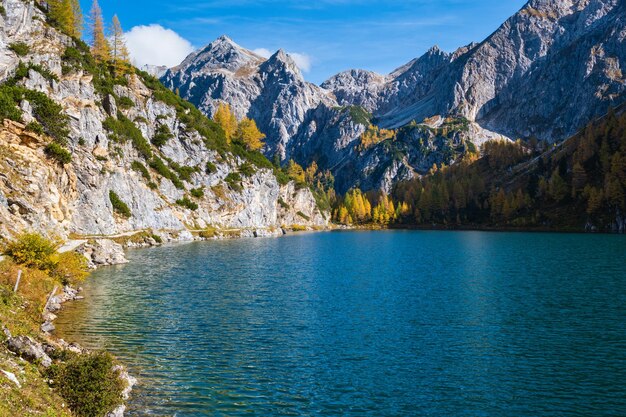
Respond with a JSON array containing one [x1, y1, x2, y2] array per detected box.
[[89, 0, 110, 62], [287, 160, 305, 184], [343, 189, 371, 223], [237, 118, 265, 151], [372, 194, 396, 225], [70, 0, 83, 38], [359, 124, 395, 151], [111, 15, 131, 76], [213, 103, 238, 143], [48, 0, 75, 35], [305, 161, 318, 184]]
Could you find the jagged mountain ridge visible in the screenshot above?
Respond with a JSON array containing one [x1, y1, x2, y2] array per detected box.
[[0, 0, 327, 242], [162, 0, 624, 193], [324, 0, 626, 141], [161, 36, 335, 160]]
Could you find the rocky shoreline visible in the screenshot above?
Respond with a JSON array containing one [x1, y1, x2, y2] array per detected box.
[[3, 282, 136, 417], [28, 225, 329, 416]]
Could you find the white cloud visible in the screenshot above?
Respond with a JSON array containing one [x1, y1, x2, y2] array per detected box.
[[253, 48, 312, 72], [288, 52, 311, 72], [252, 48, 272, 58], [125, 24, 195, 68]]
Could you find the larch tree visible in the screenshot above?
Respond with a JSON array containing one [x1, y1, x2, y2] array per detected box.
[[213, 103, 238, 143], [48, 0, 75, 35], [89, 0, 110, 62], [237, 118, 265, 151], [111, 15, 131, 76], [70, 0, 83, 38]]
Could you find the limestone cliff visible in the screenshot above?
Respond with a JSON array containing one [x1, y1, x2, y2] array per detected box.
[[0, 0, 328, 242]]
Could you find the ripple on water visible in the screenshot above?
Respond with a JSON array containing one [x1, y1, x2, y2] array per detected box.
[[55, 231, 626, 416]]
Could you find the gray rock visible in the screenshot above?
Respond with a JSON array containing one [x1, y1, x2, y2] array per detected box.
[[78, 240, 128, 268], [41, 321, 55, 333], [6, 336, 53, 367], [0, 370, 21, 388]]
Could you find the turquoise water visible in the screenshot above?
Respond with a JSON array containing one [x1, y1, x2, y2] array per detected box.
[[55, 231, 626, 416]]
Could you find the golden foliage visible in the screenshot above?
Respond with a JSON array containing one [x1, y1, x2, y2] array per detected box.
[[213, 103, 238, 143], [236, 117, 265, 151]]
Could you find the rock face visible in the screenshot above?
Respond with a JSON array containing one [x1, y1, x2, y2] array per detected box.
[[163, 0, 626, 192], [324, 0, 626, 141], [0, 0, 328, 242]]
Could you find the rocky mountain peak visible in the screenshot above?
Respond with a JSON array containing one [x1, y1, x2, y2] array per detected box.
[[174, 35, 264, 76], [260, 49, 303, 81]]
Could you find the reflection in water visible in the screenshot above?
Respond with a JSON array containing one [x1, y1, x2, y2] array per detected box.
[[56, 231, 626, 416]]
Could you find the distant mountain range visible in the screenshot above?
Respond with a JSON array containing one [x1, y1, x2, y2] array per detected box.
[[162, 0, 625, 193]]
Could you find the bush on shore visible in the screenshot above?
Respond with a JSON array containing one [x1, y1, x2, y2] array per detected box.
[[48, 351, 125, 417]]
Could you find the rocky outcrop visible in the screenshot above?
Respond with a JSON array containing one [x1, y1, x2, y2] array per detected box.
[[6, 336, 52, 367], [77, 240, 128, 268], [0, 0, 328, 243]]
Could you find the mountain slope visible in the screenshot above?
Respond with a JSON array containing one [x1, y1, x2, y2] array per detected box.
[[161, 36, 334, 160], [0, 0, 327, 242], [325, 0, 626, 142], [391, 103, 626, 232]]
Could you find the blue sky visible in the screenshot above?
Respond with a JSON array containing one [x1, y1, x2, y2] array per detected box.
[[88, 0, 528, 84]]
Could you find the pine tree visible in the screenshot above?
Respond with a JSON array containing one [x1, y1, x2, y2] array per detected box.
[[89, 0, 110, 62], [236, 118, 265, 151], [111, 15, 131, 76], [213, 103, 238, 142]]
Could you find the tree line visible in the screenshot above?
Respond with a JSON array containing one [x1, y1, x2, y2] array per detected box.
[[44, 0, 131, 76]]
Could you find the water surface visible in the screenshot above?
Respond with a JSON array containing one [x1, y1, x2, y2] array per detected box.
[[56, 231, 626, 416]]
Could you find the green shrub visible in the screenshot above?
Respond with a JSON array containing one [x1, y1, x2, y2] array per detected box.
[[296, 211, 311, 221], [116, 96, 134, 109], [151, 234, 163, 244], [164, 158, 199, 182], [25, 121, 44, 135], [0, 85, 69, 141], [190, 187, 205, 198], [102, 114, 152, 159], [238, 162, 256, 177], [45, 142, 72, 164], [225, 172, 242, 191], [176, 196, 198, 211], [274, 168, 290, 185], [198, 227, 216, 239], [12, 62, 59, 83], [148, 157, 184, 189], [109, 191, 131, 218], [9, 42, 29, 57], [151, 124, 173, 148], [0, 5, 6, 16], [2, 233, 58, 271], [51, 351, 125, 417], [278, 197, 290, 210], [131, 160, 151, 181], [25, 89, 69, 141], [205, 161, 217, 174], [0, 87, 22, 122]]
